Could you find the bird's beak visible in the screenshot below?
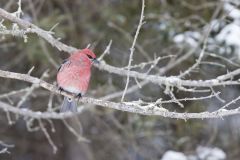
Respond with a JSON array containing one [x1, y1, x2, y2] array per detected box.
[[92, 58, 100, 64]]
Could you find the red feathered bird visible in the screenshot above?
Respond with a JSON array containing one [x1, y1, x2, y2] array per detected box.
[[57, 48, 98, 112]]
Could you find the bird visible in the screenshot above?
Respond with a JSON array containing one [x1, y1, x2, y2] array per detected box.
[[57, 48, 98, 112]]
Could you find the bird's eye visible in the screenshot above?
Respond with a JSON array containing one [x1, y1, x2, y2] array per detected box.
[[87, 55, 93, 59]]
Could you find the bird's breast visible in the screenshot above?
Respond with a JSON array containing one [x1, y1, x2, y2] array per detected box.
[[57, 61, 91, 94]]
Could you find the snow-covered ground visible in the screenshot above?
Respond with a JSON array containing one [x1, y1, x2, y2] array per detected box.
[[173, 1, 240, 59], [161, 146, 226, 160]]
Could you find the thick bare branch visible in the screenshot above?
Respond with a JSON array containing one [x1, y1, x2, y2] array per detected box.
[[0, 70, 240, 119]]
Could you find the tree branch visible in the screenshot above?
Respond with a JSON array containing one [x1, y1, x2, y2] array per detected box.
[[0, 6, 240, 120], [122, 0, 145, 101], [1, 7, 239, 90], [0, 69, 240, 119]]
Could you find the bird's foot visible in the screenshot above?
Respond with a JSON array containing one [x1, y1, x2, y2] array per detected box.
[[75, 93, 82, 102], [58, 87, 64, 94]]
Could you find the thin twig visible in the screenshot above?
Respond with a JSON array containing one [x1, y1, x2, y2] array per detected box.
[[121, 0, 145, 101], [62, 119, 89, 142], [98, 40, 112, 61], [38, 119, 57, 154]]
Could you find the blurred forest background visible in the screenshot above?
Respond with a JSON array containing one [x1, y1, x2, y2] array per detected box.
[[0, 0, 240, 159]]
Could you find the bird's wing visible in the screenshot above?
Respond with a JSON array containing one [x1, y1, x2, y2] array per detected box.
[[58, 59, 70, 72]]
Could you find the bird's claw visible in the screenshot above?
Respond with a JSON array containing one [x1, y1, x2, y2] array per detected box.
[[75, 93, 82, 102], [58, 87, 64, 94]]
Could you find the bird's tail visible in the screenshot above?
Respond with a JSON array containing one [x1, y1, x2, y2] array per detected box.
[[60, 97, 77, 112]]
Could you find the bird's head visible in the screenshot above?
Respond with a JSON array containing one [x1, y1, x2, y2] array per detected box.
[[71, 48, 99, 64]]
